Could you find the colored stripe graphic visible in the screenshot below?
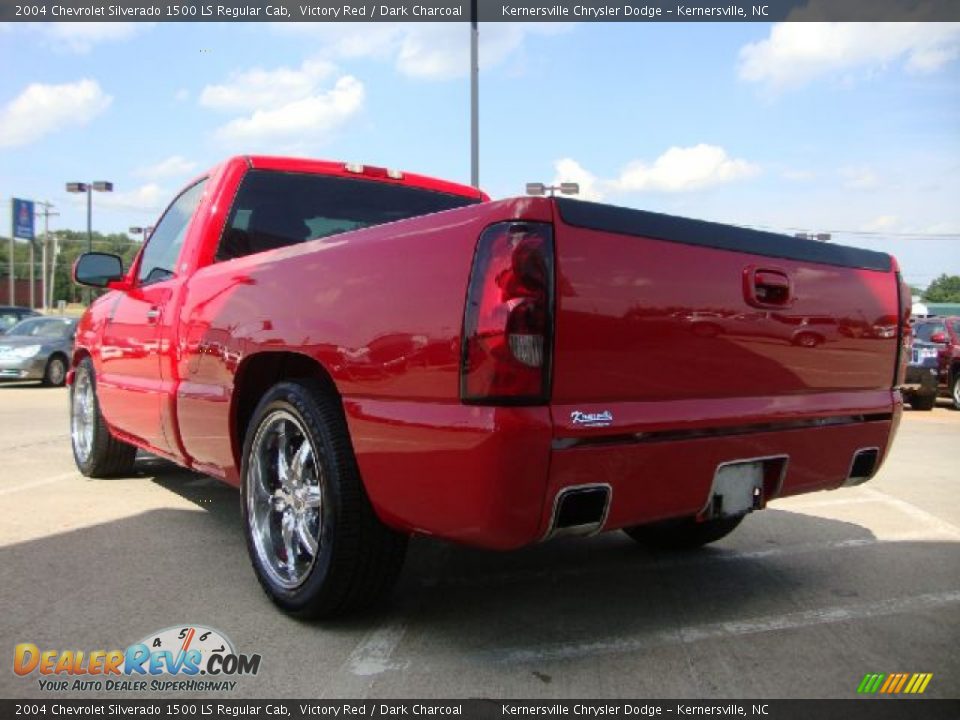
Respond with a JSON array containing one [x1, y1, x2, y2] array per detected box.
[[858, 672, 932, 694], [858, 673, 885, 694]]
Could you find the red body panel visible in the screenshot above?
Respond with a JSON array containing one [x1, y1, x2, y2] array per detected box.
[[72, 156, 904, 550]]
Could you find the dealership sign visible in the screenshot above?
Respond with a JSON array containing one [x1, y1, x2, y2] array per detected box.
[[12, 198, 34, 241]]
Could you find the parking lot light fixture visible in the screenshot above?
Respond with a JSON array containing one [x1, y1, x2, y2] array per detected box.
[[66, 180, 114, 254]]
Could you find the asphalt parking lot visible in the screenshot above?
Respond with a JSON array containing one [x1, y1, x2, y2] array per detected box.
[[1, 382, 958, 700]]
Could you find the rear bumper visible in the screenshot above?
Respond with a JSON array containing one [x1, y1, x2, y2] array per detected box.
[[903, 364, 938, 395], [344, 391, 901, 550]]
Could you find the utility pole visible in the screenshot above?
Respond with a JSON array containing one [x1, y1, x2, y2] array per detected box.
[[35, 202, 59, 310], [7, 199, 12, 305], [470, 0, 479, 188]]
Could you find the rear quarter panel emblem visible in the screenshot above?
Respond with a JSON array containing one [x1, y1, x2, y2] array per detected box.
[[570, 410, 613, 427]]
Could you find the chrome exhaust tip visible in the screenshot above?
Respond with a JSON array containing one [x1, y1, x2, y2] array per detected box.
[[544, 484, 611, 540], [843, 447, 880, 487]]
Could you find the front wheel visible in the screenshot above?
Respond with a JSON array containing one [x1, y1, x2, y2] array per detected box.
[[70, 358, 138, 477], [241, 380, 407, 618], [623, 514, 744, 550], [952, 374, 960, 411]]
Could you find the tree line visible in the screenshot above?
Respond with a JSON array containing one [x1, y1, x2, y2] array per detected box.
[[0, 230, 142, 305]]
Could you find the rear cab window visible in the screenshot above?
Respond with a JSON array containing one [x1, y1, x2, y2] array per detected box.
[[215, 170, 481, 262]]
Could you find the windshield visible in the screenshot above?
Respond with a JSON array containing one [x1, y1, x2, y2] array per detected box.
[[6, 318, 76, 339], [215, 170, 481, 262], [0, 312, 26, 333]]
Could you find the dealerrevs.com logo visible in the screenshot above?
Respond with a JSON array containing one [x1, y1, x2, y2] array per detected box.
[[13, 625, 261, 692]]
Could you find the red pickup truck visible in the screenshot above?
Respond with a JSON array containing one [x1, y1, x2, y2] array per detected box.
[[70, 156, 910, 618]]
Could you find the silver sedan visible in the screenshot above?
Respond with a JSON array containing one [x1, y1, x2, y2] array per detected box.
[[0, 316, 77, 386]]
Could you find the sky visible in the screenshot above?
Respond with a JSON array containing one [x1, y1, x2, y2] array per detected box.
[[0, 20, 959, 288]]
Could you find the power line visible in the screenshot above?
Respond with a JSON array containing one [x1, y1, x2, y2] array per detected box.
[[736, 223, 960, 239]]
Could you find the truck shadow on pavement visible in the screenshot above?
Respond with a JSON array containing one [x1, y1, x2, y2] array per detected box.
[[3, 457, 959, 699]]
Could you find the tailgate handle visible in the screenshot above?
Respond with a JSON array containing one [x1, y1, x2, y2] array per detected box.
[[744, 267, 792, 307]]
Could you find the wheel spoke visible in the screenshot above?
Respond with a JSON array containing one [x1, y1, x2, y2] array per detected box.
[[296, 516, 318, 557], [289, 440, 312, 487], [276, 422, 292, 489], [303, 486, 322, 510], [281, 513, 297, 576]]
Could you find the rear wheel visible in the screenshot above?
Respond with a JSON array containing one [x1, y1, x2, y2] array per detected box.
[[43, 354, 67, 387], [909, 392, 937, 411], [70, 358, 138, 477], [241, 380, 407, 618], [624, 515, 744, 550], [952, 373, 960, 410]]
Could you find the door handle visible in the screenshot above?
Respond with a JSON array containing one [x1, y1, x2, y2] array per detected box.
[[744, 267, 792, 308], [145, 307, 160, 323]]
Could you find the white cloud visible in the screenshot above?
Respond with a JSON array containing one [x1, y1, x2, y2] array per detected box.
[[861, 215, 899, 232], [14, 22, 153, 53], [213, 75, 364, 146], [739, 22, 960, 90], [0, 79, 112, 149], [840, 165, 881, 190], [134, 156, 198, 180], [614, 144, 760, 193], [547, 145, 759, 202], [67, 183, 167, 214], [277, 22, 572, 80], [200, 59, 337, 111], [551, 158, 604, 201]]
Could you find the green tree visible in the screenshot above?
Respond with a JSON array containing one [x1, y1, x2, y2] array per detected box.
[[0, 231, 142, 306], [923, 274, 960, 303]]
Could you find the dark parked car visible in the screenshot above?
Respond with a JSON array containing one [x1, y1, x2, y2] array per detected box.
[[902, 338, 940, 410], [0, 306, 40, 334], [0, 316, 77, 386], [911, 317, 960, 409]]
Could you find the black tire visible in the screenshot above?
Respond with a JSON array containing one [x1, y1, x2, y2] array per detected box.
[[794, 332, 821, 348], [241, 380, 408, 618], [42, 354, 68, 387], [908, 392, 937, 411], [70, 357, 138, 477], [952, 373, 960, 411], [623, 514, 744, 550]]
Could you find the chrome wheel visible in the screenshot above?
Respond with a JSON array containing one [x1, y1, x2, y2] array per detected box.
[[247, 410, 324, 589], [71, 368, 95, 465], [953, 376, 960, 409]]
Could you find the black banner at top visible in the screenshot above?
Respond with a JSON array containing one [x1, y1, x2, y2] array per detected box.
[[2, 0, 960, 22]]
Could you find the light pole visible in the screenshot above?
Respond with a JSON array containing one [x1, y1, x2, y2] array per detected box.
[[66, 181, 113, 303], [470, 0, 479, 188], [129, 225, 153, 244]]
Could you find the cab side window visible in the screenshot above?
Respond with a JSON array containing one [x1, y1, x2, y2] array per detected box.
[[138, 180, 208, 286]]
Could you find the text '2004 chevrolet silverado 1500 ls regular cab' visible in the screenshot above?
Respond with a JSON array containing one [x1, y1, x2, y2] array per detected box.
[[69, 156, 910, 617]]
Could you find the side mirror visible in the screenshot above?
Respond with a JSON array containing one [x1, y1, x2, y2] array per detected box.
[[73, 253, 124, 288], [930, 331, 948, 344]]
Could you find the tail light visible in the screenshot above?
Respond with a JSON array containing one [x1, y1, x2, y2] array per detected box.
[[894, 268, 911, 388], [460, 221, 555, 404]]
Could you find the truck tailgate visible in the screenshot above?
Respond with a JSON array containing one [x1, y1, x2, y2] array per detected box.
[[549, 199, 900, 437]]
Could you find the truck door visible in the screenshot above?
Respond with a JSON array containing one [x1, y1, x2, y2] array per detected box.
[[97, 179, 207, 453]]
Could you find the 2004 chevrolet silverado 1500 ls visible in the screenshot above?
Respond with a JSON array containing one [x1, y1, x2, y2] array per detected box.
[[69, 156, 910, 617]]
